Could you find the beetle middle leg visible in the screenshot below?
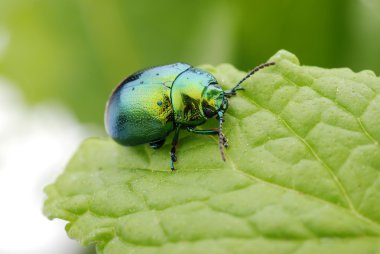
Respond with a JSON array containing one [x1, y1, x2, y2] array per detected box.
[[170, 125, 181, 171], [186, 127, 228, 147]]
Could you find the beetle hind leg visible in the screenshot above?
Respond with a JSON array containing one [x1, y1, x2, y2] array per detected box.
[[170, 126, 181, 171], [149, 139, 166, 149]]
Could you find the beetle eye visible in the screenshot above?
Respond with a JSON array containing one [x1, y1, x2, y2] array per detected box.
[[203, 107, 215, 118]]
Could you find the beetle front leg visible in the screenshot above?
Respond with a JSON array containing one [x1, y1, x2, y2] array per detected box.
[[224, 87, 244, 98], [186, 127, 228, 147], [170, 126, 181, 171]]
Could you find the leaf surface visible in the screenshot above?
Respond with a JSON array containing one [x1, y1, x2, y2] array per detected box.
[[44, 50, 380, 254]]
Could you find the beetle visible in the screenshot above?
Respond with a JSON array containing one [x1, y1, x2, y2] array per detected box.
[[105, 62, 275, 170]]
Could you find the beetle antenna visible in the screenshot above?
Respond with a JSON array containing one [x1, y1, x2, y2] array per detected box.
[[227, 62, 275, 95], [218, 111, 226, 161]]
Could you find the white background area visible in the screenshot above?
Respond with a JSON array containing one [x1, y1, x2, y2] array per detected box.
[[0, 80, 96, 254]]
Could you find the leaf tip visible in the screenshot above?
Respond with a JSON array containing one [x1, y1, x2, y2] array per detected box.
[[270, 49, 300, 66]]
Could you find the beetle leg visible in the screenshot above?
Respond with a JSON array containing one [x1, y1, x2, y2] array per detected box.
[[220, 132, 229, 148], [186, 127, 228, 147], [224, 87, 244, 98], [149, 139, 166, 149], [170, 126, 181, 171], [186, 127, 218, 135], [224, 91, 236, 98]]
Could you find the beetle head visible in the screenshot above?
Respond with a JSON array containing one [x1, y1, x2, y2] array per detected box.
[[201, 83, 229, 161], [201, 83, 226, 119]]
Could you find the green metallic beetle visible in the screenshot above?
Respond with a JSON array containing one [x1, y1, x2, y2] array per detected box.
[[105, 62, 275, 170]]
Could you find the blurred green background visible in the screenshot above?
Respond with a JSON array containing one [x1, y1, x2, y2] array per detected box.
[[0, 0, 380, 126]]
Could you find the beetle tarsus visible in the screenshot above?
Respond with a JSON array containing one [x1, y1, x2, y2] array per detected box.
[[170, 147, 177, 171], [170, 125, 181, 171], [170, 160, 175, 171], [170, 147, 177, 162], [221, 133, 229, 148]]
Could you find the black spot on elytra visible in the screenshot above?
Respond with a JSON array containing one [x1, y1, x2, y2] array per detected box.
[[116, 114, 128, 128]]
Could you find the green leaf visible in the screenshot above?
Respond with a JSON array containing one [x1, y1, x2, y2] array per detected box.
[[44, 50, 380, 254]]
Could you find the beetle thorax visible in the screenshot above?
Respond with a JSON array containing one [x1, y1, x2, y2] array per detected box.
[[171, 68, 221, 126]]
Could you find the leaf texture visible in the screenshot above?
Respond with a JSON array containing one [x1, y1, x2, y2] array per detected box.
[[44, 50, 380, 254]]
